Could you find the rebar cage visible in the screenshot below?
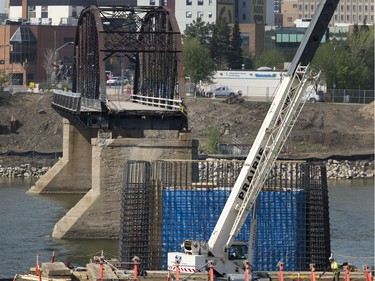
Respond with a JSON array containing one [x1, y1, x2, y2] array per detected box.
[[119, 160, 331, 271]]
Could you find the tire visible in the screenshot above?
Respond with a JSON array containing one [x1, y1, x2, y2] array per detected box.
[[309, 98, 316, 103], [229, 92, 235, 99]]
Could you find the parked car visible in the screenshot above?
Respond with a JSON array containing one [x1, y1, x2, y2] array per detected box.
[[207, 86, 242, 99], [106, 76, 129, 86], [303, 91, 321, 103]]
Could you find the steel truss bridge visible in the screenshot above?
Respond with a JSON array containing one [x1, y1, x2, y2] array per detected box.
[[52, 5, 187, 131]]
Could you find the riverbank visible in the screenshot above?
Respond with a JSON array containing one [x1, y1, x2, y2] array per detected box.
[[0, 156, 373, 179]]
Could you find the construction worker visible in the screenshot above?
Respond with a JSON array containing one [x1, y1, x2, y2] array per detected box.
[[329, 257, 340, 281]]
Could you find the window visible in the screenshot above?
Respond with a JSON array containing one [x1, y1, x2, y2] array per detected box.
[[29, 6, 36, 18], [242, 13, 246, 20], [208, 12, 212, 18], [186, 0, 192, 4], [186, 11, 192, 18], [41, 6, 48, 18], [365, 5, 368, 11], [72, 6, 77, 17], [340, 5, 344, 11], [353, 15, 356, 21], [293, 4, 297, 8], [359, 15, 362, 21], [242, 1, 246, 8], [197, 11, 203, 18], [347, 5, 350, 10], [359, 5, 362, 11], [352, 5, 356, 11], [150, 0, 156, 5], [287, 17, 293, 22], [340, 15, 343, 20], [198, 0, 204, 5]]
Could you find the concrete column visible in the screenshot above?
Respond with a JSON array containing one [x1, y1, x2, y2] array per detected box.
[[28, 118, 94, 194], [52, 132, 198, 239]]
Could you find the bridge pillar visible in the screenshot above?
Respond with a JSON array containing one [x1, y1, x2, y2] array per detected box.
[[28, 118, 95, 194], [51, 131, 198, 239]]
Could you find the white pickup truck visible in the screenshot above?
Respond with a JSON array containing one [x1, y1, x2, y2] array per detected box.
[[207, 86, 242, 99]]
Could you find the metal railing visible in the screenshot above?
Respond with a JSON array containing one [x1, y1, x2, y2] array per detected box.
[[326, 89, 374, 104]]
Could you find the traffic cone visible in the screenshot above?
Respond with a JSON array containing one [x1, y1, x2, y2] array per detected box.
[[298, 272, 301, 281], [345, 265, 350, 281], [51, 250, 55, 263]]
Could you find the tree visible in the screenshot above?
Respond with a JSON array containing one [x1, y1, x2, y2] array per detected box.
[[209, 17, 231, 69], [312, 25, 374, 90], [254, 48, 285, 70], [0, 69, 9, 93], [183, 17, 213, 48], [42, 49, 58, 84], [183, 37, 215, 86], [227, 21, 244, 70]]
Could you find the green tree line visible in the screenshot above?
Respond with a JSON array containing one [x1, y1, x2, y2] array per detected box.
[[183, 18, 374, 91]]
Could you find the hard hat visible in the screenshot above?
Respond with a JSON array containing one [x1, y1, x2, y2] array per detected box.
[[329, 257, 334, 261]]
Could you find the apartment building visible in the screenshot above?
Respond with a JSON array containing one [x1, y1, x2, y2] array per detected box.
[[297, 0, 374, 25]]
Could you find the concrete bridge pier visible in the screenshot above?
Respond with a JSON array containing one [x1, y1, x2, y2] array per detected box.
[[28, 119, 96, 194], [28, 119, 198, 239]]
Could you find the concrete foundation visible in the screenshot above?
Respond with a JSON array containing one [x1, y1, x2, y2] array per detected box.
[[30, 119, 198, 239]]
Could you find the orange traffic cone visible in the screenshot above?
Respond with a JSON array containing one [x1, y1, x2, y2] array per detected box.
[[298, 272, 301, 281], [51, 250, 55, 263], [365, 265, 372, 281]]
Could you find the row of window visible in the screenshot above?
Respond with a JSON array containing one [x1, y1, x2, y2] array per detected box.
[[186, 11, 213, 18], [29, 5, 78, 19], [300, 4, 374, 11], [186, 0, 213, 5]]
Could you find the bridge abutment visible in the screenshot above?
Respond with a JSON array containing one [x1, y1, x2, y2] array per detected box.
[[32, 119, 198, 239]]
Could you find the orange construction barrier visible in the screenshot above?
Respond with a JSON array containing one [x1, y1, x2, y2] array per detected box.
[[310, 264, 316, 281], [132, 256, 140, 281], [209, 261, 214, 281], [344, 265, 350, 281], [166, 272, 171, 281], [278, 262, 284, 281]]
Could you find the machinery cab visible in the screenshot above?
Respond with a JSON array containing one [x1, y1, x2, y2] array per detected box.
[[228, 242, 248, 260]]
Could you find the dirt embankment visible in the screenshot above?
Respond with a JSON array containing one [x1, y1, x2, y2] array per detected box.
[[0, 92, 373, 165]]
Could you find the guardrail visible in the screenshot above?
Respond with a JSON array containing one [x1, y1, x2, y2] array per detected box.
[[130, 94, 185, 111]]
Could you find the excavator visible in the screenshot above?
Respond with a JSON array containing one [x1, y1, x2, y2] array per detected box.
[[167, 0, 339, 280]]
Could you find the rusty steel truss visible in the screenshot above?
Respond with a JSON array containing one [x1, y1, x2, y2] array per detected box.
[[52, 5, 187, 131], [73, 5, 184, 104]]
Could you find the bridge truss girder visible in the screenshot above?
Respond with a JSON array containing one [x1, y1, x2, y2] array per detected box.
[[73, 5, 184, 106]]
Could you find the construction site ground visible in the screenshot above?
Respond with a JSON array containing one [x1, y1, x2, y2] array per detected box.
[[0, 91, 373, 167]]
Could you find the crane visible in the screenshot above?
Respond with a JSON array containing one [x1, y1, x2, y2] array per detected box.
[[168, 0, 339, 279]]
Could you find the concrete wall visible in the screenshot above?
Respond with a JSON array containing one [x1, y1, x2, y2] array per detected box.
[[49, 129, 198, 239]]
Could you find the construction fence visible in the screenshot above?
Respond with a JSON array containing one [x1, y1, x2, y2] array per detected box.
[[119, 160, 331, 272]]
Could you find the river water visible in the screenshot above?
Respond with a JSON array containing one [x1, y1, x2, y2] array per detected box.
[[0, 178, 373, 278]]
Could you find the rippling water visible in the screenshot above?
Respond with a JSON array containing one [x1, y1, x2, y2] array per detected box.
[[0, 178, 373, 278]]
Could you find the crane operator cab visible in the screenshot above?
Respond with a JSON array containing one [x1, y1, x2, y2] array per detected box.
[[228, 242, 248, 260]]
